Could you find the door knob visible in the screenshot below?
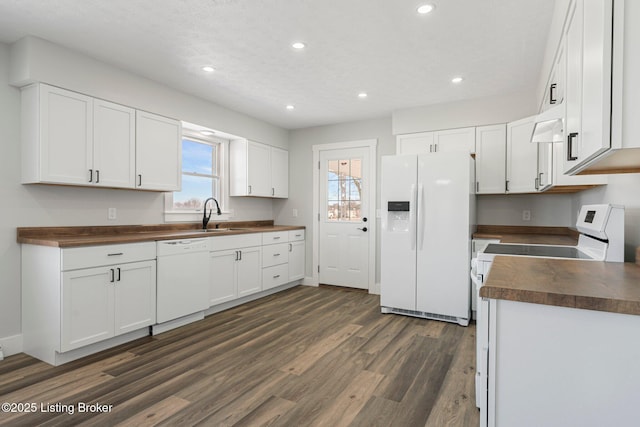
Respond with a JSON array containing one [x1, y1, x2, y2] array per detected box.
[[357, 227, 368, 232]]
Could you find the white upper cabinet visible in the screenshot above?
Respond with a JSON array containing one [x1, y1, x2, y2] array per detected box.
[[230, 139, 289, 198], [475, 124, 506, 194], [563, 0, 613, 174], [22, 84, 93, 185], [396, 127, 475, 155], [21, 83, 181, 191], [396, 132, 435, 154], [434, 127, 476, 154], [506, 117, 537, 193], [93, 99, 136, 188], [135, 111, 181, 191], [270, 146, 289, 198], [542, 44, 566, 112]]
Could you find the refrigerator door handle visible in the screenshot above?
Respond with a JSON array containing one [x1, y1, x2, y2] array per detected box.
[[418, 183, 425, 250], [410, 183, 417, 250]]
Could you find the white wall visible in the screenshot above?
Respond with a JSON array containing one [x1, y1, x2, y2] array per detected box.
[[574, 175, 640, 261], [274, 117, 396, 284], [0, 39, 286, 351], [478, 194, 574, 227], [392, 89, 538, 135]]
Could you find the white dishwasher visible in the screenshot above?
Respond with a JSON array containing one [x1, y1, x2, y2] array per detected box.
[[156, 238, 210, 326]]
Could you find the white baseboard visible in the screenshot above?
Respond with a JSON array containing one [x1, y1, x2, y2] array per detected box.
[[302, 276, 318, 287], [0, 334, 23, 359]]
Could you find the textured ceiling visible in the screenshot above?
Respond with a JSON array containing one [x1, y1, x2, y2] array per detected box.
[[0, 0, 555, 129]]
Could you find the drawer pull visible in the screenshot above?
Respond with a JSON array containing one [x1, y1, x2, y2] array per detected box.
[[273, 236, 281, 240], [273, 274, 280, 279], [108, 253, 124, 256], [273, 253, 281, 257]]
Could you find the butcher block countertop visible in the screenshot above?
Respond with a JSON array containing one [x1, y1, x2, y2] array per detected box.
[[480, 256, 640, 316], [17, 221, 305, 248], [473, 225, 579, 246]]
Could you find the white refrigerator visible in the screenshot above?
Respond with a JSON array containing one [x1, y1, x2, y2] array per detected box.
[[380, 152, 475, 326]]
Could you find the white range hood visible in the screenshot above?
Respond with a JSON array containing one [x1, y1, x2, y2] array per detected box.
[[530, 103, 565, 143]]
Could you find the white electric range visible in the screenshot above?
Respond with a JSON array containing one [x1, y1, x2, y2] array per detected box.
[[472, 204, 625, 422]]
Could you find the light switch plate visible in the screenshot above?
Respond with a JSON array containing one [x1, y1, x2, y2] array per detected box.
[[292, 208, 298, 217]]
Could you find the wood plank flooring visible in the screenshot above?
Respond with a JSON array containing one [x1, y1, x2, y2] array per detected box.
[[0, 286, 479, 426]]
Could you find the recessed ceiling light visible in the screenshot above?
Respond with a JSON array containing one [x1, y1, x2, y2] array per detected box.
[[358, 92, 368, 98], [202, 66, 215, 73], [451, 76, 464, 83], [417, 4, 435, 15], [292, 42, 306, 50], [286, 105, 295, 110], [200, 130, 215, 136]]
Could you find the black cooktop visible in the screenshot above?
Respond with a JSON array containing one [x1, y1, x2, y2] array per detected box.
[[483, 243, 594, 260]]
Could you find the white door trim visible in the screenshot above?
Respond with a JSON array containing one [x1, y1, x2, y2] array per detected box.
[[312, 139, 377, 291]]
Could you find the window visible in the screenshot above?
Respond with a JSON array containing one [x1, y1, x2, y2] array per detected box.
[[173, 137, 220, 210], [327, 158, 362, 221], [165, 127, 227, 221]]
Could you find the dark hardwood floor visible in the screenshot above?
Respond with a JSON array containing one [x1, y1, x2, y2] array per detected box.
[[0, 285, 479, 426]]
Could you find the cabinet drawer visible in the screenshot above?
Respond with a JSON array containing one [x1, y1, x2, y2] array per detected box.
[[62, 242, 156, 271], [262, 264, 289, 290], [288, 229, 305, 242], [262, 243, 289, 267], [210, 233, 262, 251], [262, 231, 289, 244]]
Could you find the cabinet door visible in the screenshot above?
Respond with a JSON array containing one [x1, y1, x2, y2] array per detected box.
[[237, 246, 262, 297], [288, 240, 305, 281], [537, 143, 553, 191], [434, 127, 476, 154], [506, 117, 537, 193], [135, 111, 181, 191], [93, 100, 136, 188], [246, 141, 271, 197], [61, 267, 114, 352], [564, 0, 613, 173], [39, 85, 93, 185], [114, 260, 156, 336], [564, 0, 582, 173], [396, 132, 434, 154], [210, 249, 238, 306], [476, 125, 506, 194], [271, 147, 289, 198]]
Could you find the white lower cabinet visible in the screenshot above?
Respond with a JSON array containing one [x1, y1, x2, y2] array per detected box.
[[237, 246, 262, 297], [288, 230, 305, 281], [61, 260, 156, 352], [209, 234, 263, 306], [209, 249, 238, 306], [22, 241, 156, 365]]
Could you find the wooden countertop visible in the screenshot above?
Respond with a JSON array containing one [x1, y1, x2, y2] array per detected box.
[[17, 221, 305, 248], [480, 256, 640, 316], [473, 225, 579, 246]]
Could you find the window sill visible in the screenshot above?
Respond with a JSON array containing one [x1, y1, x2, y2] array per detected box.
[[164, 211, 234, 223]]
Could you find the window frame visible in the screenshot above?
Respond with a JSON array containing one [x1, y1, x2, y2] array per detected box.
[[164, 132, 231, 223]]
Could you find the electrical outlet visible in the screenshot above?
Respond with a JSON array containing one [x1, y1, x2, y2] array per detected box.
[[108, 208, 117, 220], [292, 208, 298, 217], [522, 210, 531, 221]]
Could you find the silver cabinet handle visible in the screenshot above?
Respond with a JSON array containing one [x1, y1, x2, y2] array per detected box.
[[108, 253, 124, 256], [273, 274, 280, 279], [273, 253, 280, 257], [138, 174, 142, 187], [476, 182, 479, 193], [89, 169, 93, 183], [289, 243, 292, 252], [96, 170, 100, 184], [248, 185, 252, 194], [272, 188, 275, 196], [116, 267, 121, 281], [110, 268, 115, 283]]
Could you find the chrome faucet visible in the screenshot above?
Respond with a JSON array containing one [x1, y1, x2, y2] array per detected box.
[[202, 197, 222, 230]]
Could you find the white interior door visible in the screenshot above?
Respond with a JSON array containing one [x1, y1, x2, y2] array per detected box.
[[319, 147, 370, 289]]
